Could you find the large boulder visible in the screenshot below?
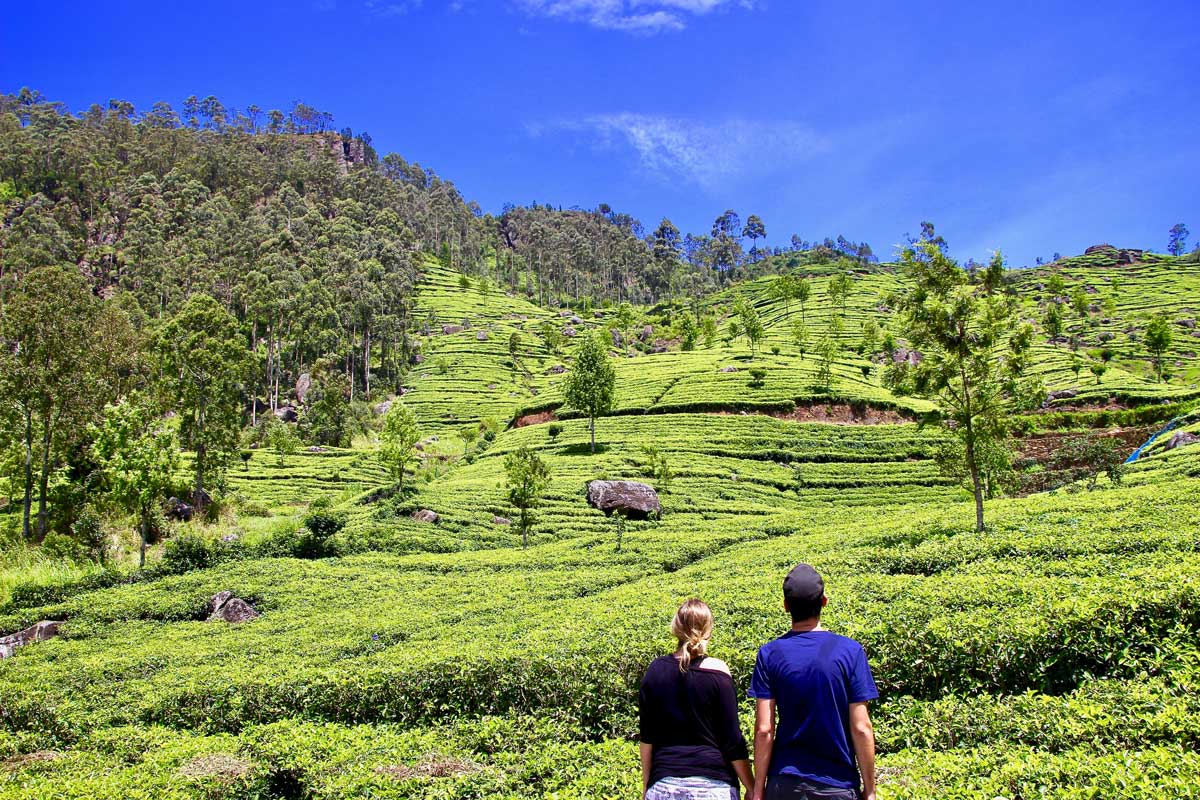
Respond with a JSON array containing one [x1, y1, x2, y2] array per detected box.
[[442, 324, 464, 335], [492, 515, 512, 526], [562, 326, 577, 338], [374, 400, 393, 416], [274, 405, 298, 423], [295, 373, 312, 405], [0, 620, 62, 660], [476, 330, 489, 341], [207, 592, 259, 624], [412, 509, 440, 523], [586, 480, 661, 520], [1164, 431, 1199, 451], [166, 497, 194, 522]]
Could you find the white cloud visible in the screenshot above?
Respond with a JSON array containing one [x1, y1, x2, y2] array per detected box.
[[536, 113, 828, 190], [512, 0, 758, 33], [363, 0, 423, 16]]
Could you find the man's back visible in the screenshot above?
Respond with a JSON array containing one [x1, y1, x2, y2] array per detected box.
[[749, 629, 878, 791]]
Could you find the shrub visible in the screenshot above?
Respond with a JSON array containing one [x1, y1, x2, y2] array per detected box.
[[160, 531, 218, 574], [547, 423, 563, 440]]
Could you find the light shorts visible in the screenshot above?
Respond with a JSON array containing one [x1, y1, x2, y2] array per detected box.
[[646, 775, 739, 800]]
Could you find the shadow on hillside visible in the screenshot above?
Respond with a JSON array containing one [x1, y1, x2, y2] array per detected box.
[[558, 443, 612, 456]]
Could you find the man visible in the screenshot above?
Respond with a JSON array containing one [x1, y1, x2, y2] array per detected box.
[[749, 563, 878, 800]]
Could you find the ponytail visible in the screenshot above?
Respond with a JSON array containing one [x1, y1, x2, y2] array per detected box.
[[670, 599, 714, 673]]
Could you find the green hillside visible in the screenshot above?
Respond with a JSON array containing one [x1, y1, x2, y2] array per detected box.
[[3, 252, 1200, 799]]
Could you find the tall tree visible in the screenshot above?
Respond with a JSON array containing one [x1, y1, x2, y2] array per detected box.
[[504, 445, 550, 548], [379, 400, 421, 494], [0, 267, 133, 540], [735, 297, 764, 359], [1167, 223, 1189, 257], [563, 332, 616, 454], [742, 215, 766, 262], [885, 240, 1035, 532], [795, 277, 812, 322], [710, 210, 744, 275], [828, 273, 854, 316], [90, 395, 178, 567], [1144, 315, 1173, 382], [159, 294, 251, 504]]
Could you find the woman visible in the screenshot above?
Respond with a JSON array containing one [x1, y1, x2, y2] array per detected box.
[[639, 599, 755, 800]]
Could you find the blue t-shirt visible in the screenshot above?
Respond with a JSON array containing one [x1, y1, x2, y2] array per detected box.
[[748, 629, 878, 790]]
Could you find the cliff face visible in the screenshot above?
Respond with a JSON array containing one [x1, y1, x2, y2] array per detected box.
[[324, 132, 368, 172]]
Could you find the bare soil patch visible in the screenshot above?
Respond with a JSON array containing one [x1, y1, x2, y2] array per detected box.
[[1016, 426, 1155, 462], [513, 410, 557, 428], [2, 751, 63, 770], [714, 403, 914, 425], [374, 756, 481, 779], [179, 754, 252, 782]]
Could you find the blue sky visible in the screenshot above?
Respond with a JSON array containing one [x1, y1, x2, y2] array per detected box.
[[3, 0, 1197, 266]]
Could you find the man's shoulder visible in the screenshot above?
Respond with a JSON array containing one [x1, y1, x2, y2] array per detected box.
[[758, 630, 866, 659]]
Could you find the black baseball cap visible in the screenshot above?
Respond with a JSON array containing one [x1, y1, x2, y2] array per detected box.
[[783, 563, 825, 603]]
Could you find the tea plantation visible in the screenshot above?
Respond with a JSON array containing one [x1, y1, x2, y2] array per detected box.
[[2, 255, 1200, 799]]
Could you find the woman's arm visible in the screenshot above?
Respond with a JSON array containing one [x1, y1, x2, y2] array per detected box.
[[706, 667, 754, 797], [640, 742, 653, 797], [730, 758, 755, 799]]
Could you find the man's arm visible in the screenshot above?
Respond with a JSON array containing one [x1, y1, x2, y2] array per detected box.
[[640, 742, 653, 797], [752, 698, 775, 799], [849, 702, 875, 800]]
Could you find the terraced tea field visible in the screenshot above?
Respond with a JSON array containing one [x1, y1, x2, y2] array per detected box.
[[2, 255, 1199, 799]]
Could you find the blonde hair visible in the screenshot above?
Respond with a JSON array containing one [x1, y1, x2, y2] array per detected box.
[[671, 599, 714, 673]]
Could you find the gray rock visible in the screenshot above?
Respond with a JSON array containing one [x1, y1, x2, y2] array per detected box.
[[207, 592, 259, 624], [611, 329, 623, 347], [562, 326, 577, 338], [273, 405, 298, 423], [374, 400, 393, 416], [547, 365, 566, 375], [476, 330, 489, 341], [586, 480, 661, 520], [570, 315, 583, 325], [639, 325, 654, 341], [1165, 431, 1199, 451], [412, 509, 440, 523], [166, 497, 193, 522], [492, 516, 512, 526], [0, 620, 62, 660], [295, 373, 312, 405], [720, 366, 738, 373], [442, 324, 464, 335], [1179, 319, 1197, 330]]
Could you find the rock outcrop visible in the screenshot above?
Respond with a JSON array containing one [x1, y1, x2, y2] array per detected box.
[[1164, 431, 1199, 451], [207, 592, 259, 624], [166, 497, 194, 522], [295, 373, 312, 405], [412, 509, 440, 523], [586, 480, 661, 519], [0, 621, 62, 659]]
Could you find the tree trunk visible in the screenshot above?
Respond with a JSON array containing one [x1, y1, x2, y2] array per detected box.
[[964, 429, 985, 532], [35, 412, 52, 541], [21, 407, 33, 541], [139, 512, 149, 569], [363, 326, 371, 399], [590, 415, 596, 454]]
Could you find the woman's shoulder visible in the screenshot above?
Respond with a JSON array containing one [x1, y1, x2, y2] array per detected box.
[[693, 656, 732, 677]]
